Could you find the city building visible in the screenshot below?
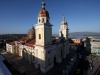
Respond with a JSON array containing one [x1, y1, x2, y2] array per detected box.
[[82, 38, 86, 48], [86, 37, 100, 53], [69, 38, 82, 51], [6, 2, 69, 73]]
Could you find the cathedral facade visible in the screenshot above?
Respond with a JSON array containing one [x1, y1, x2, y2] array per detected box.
[[6, 2, 69, 73]]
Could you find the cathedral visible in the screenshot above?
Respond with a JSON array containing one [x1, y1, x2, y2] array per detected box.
[[6, 2, 69, 73]]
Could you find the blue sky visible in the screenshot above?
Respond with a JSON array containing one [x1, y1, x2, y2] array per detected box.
[[0, 0, 100, 34]]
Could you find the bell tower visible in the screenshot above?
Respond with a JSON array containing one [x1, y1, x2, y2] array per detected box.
[[35, 2, 53, 46], [34, 2, 53, 73], [59, 16, 69, 40]]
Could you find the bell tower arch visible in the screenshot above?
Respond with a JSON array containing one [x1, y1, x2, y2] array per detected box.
[[35, 2, 53, 46], [59, 16, 69, 40]]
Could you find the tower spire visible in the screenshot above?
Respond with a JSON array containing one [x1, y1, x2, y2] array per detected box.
[[41, 1, 46, 9], [63, 15, 65, 21]]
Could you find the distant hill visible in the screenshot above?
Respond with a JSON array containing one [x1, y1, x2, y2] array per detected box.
[[53, 32, 100, 37], [52, 34, 58, 37], [69, 32, 100, 36]]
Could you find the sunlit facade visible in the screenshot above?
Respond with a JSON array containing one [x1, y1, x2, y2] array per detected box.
[[86, 37, 100, 53], [6, 2, 69, 73]]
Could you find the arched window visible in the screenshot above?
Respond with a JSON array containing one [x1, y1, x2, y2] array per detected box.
[[42, 18, 44, 23], [39, 19, 40, 22]]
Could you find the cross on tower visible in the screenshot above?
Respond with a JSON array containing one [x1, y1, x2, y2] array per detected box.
[[63, 15, 65, 21], [42, 0, 46, 9]]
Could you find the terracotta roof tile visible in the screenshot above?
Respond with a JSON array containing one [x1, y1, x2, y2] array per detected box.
[[8, 42, 15, 45], [25, 43, 34, 47], [17, 37, 29, 42], [38, 8, 49, 18], [52, 38, 56, 42], [69, 43, 80, 46], [24, 39, 35, 47], [28, 39, 35, 44]]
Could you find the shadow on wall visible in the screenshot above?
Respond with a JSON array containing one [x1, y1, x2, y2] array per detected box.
[[88, 39, 91, 53], [86, 38, 91, 53], [3, 46, 73, 75], [21, 49, 71, 75], [79, 57, 90, 74]]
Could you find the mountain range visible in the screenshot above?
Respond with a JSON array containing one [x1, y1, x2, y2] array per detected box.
[[69, 32, 100, 36], [53, 32, 100, 37]]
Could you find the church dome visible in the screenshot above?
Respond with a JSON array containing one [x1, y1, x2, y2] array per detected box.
[[28, 26, 35, 39], [38, 2, 49, 18], [61, 16, 68, 25], [28, 27, 35, 34], [38, 9, 49, 17]]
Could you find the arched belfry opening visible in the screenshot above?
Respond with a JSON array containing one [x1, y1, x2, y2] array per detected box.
[[39, 19, 40, 22], [38, 1, 50, 24], [34, 1, 53, 73], [59, 16, 69, 40], [60, 31, 63, 37], [42, 18, 44, 23]]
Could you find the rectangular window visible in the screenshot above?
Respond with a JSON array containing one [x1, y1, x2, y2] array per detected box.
[[39, 34, 41, 39]]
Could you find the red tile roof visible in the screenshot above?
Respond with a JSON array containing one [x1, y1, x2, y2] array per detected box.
[[8, 42, 15, 45], [31, 38, 57, 47], [69, 43, 80, 46], [24, 39, 35, 47], [17, 37, 29, 42], [8, 37, 57, 47], [28, 39, 35, 44], [52, 38, 56, 42], [25, 43, 34, 47]]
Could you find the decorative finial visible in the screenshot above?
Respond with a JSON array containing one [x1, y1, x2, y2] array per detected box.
[[41, 1, 46, 9], [63, 15, 65, 21]]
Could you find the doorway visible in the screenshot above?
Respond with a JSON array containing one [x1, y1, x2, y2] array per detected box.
[[61, 49, 62, 57], [54, 56, 57, 66], [38, 64, 40, 70]]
